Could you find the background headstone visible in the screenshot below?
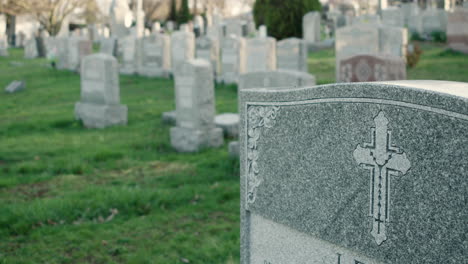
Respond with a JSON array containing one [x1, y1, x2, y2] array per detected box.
[[138, 33, 171, 77], [238, 70, 316, 91], [100, 38, 118, 56], [171, 31, 195, 75], [221, 35, 244, 84], [24, 38, 38, 59], [243, 37, 276, 73], [258, 25, 267, 38], [119, 36, 137, 74], [447, 8, 468, 54], [276, 38, 308, 73], [339, 54, 406, 82], [381, 8, 405, 27], [303, 12, 321, 43], [170, 59, 223, 152], [0, 35, 9, 57], [5, 80, 25, 93], [68, 37, 92, 72], [196, 36, 220, 78], [75, 53, 127, 128]]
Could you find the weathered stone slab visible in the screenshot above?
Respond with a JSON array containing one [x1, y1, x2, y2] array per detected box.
[[420, 9, 448, 35], [67, 37, 92, 71], [221, 35, 244, 84], [381, 8, 405, 27], [100, 38, 118, 56], [24, 38, 38, 59], [277, 38, 308, 73], [119, 36, 138, 75], [171, 31, 195, 75], [0, 35, 9, 57], [170, 59, 223, 152], [339, 54, 406, 82], [196, 36, 220, 77], [243, 37, 276, 73], [224, 19, 245, 38], [240, 80, 468, 264], [336, 24, 407, 82], [447, 8, 468, 54], [56, 38, 69, 70], [75, 54, 127, 128], [239, 70, 316, 90], [5, 80, 26, 93], [303, 11, 321, 43], [138, 33, 171, 77]]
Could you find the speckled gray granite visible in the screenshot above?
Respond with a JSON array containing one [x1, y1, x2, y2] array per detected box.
[[239, 81, 468, 264]]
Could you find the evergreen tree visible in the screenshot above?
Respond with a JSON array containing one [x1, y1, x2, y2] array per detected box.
[[253, 0, 321, 40], [177, 0, 191, 24], [168, 0, 177, 21]]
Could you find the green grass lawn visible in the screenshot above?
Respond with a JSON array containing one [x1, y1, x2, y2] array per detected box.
[[0, 43, 467, 263]]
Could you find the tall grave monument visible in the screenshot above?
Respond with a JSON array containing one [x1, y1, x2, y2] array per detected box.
[[196, 36, 220, 78], [171, 31, 195, 75], [170, 59, 223, 152], [240, 80, 468, 263]]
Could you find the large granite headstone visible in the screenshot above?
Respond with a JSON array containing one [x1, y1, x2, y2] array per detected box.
[[170, 59, 223, 152], [276, 38, 308, 73], [75, 54, 127, 128], [240, 80, 468, 263], [171, 31, 195, 75], [138, 33, 171, 77], [303, 11, 321, 43], [243, 37, 276, 73], [221, 35, 245, 84], [447, 8, 468, 54]]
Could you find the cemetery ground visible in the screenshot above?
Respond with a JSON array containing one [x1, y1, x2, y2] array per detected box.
[[0, 43, 467, 263]]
